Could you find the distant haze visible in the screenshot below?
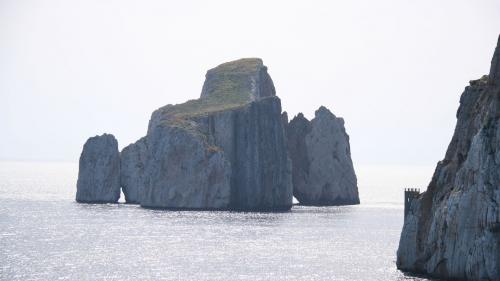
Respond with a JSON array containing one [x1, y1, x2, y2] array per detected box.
[[1, 0, 500, 166]]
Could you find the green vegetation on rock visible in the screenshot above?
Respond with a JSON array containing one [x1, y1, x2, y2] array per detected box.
[[208, 58, 263, 75], [160, 90, 251, 119], [161, 58, 265, 119]]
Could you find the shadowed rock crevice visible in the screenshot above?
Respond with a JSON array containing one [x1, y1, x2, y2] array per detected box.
[[120, 137, 148, 204]]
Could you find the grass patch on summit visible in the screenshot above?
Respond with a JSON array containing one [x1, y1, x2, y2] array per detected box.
[[159, 58, 265, 122], [162, 90, 251, 118]]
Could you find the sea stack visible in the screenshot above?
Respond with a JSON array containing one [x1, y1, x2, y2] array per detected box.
[[397, 36, 500, 280], [76, 134, 121, 203], [120, 137, 148, 204], [286, 106, 359, 205], [133, 58, 293, 210], [76, 58, 360, 211]]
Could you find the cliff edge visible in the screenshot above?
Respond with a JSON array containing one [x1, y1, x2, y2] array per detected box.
[[397, 35, 500, 280]]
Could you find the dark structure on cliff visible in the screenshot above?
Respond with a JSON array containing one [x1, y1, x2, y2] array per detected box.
[[403, 188, 420, 218]]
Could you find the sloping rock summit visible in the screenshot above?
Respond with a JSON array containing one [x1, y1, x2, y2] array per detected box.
[[76, 58, 360, 210], [285, 107, 359, 205], [76, 134, 121, 203], [142, 59, 292, 210], [397, 36, 500, 280]]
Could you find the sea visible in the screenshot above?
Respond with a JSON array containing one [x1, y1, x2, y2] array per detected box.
[[0, 161, 436, 281]]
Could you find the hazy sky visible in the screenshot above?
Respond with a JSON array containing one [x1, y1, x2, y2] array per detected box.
[[1, 0, 500, 166]]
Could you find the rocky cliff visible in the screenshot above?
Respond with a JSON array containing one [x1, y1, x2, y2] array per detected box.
[[77, 58, 360, 211], [286, 107, 359, 205], [76, 134, 121, 203], [397, 36, 500, 280], [142, 122, 232, 209], [133, 58, 292, 210], [120, 137, 148, 204]]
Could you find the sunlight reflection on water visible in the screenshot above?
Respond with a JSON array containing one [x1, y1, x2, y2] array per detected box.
[[0, 162, 432, 280]]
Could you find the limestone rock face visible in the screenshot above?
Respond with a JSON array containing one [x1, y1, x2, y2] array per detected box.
[[76, 134, 121, 203], [192, 97, 293, 210], [286, 106, 359, 205], [281, 112, 289, 129], [141, 123, 232, 209], [142, 58, 292, 211], [120, 137, 148, 204], [397, 36, 500, 281]]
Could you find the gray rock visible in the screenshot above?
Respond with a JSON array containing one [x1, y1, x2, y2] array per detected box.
[[286, 106, 359, 205], [76, 134, 121, 203], [141, 122, 232, 209], [193, 97, 293, 210], [281, 111, 289, 129], [286, 113, 313, 201], [489, 35, 500, 85], [397, 36, 500, 281], [142, 58, 293, 211], [120, 137, 148, 204], [200, 58, 275, 101]]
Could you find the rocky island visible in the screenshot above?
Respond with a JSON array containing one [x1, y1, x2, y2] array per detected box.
[[76, 134, 121, 203], [285, 107, 359, 205], [397, 36, 500, 280], [76, 58, 359, 210]]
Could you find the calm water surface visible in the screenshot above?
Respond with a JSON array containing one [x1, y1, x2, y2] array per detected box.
[[0, 162, 434, 280]]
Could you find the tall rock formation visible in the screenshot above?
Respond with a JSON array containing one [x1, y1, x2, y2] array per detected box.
[[397, 36, 500, 281], [120, 137, 148, 204], [143, 123, 232, 209], [77, 58, 359, 211], [76, 134, 121, 203], [138, 58, 293, 210], [286, 107, 359, 205]]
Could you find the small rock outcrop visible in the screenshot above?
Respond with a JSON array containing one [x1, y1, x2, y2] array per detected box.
[[76, 134, 121, 203], [120, 137, 148, 204], [286, 107, 359, 205], [140, 58, 293, 210], [397, 35, 500, 281]]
